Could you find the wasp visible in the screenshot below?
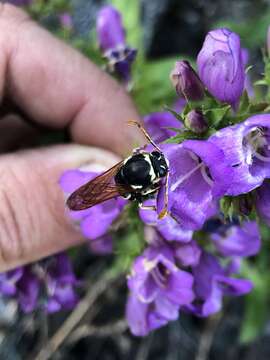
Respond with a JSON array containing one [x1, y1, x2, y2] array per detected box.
[[67, 121, 169, 218]]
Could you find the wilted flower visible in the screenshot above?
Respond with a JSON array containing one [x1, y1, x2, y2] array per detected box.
[[197, 28, 245, 107], [209, 114, 270, 195], [184, 251, 253, 317], [170, 60, 204, 101], [96, 5, 137, 82], [185, 109, 208, 133], [126, 245, 194, 336]]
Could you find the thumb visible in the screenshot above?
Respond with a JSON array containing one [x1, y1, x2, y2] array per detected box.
[[0, 144, 120, 272]]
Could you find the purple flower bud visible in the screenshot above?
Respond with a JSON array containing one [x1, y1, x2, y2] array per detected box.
[[170, 61, 204, 101], [197, 28, 245, 107], [97, 5, 125, 52], [59, 13, 73, 30], [255, 181, 270, 225], [96, 5, 137, 82], [185, 110, 208, 133]]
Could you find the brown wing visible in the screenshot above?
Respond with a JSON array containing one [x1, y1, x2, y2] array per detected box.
[[67, 161, 129, 210]]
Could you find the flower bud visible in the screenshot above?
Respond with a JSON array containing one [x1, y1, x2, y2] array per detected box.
[[96, 5, 125, 53], [170, 61, 204, 101], [185, 110, 208, 133], [96, 5, 137, 82], [197, 28, 245, 107]]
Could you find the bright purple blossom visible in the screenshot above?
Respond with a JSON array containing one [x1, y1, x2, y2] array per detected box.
[[184, 251, 252, 317], [197, 28, 245, 107], [59, 169, 126, 252], [211, 221, 261, 257], [139, 199, 193, 243], [96, 5, 137, 82], [170, 60, 204, 101], [156, 141, 231, 230], [210, 114, 270, 195], [126, 245, 194, 336]]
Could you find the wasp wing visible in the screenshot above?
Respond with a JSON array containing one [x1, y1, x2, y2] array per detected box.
[[66, 161, 127, 210]]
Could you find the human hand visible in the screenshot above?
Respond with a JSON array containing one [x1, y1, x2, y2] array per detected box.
[[0, 4, 144, 272]]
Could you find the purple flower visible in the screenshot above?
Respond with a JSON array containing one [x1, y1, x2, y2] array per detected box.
[[185, 110, 208, 134], [170, 60, 204, 101], [174, 240, 202, 267], [139, 199, 193, 243], [44, 254, 79, 313], [184, 251, 252, 317], [255, 181, 270, 225], [59, 13, 73, 30], [209, 114, 270, 195], [126, 245, 194, 336], [96, 5, 137, 82], [59, 169, 125, 247], [143, 111, 182, 144], [0, 253, 79, 314], [17, 268, 40, 313], [197, 28, 245, 107], [211, 221, 261, 257], [156, 141, 231, 230], [0, 268, 23, 296]]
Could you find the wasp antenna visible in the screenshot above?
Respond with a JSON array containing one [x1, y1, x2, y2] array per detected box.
[[127, 120, 162, 152]]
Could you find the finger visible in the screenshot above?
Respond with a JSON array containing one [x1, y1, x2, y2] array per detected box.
[[0, 114, 40, 153], [0, 4, 144, 155], [0, 144, 120, 272]]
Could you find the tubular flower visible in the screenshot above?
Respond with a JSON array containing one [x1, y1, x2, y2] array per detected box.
[[126, 245, 194, 336], [197, 28, 245, 107], [211, 221, 261, 257], [96, 5, 137, 82], [156, 141, 232, 230], [59, 169, 126, 253], [209, 114, 270, 195], [184, 251, 253, 317]]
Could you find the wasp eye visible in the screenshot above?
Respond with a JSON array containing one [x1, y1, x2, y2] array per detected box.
[[159, 166, 167, 177], [151, 151, 161, 159]]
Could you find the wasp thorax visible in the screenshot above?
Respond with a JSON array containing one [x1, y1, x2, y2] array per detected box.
[[114, 151, 168, 202]]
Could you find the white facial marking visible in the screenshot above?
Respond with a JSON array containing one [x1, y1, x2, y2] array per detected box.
[[144, 154, 156, 181]]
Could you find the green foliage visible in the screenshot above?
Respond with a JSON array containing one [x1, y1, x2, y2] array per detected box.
[[132, 57, 180, 114]]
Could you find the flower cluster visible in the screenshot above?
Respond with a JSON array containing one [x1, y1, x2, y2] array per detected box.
[[57, 24, 270, 336], [0, 253, 79, 313]]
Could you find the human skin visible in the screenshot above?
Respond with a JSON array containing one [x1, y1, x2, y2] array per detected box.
[[0, 4, 144, 272]]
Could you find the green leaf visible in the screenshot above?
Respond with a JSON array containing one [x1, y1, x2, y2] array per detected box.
[[164, 131, 199, 144], [203, 105, 231, 128], [240, 261, 270, 343], [132, 57, 182, 114]]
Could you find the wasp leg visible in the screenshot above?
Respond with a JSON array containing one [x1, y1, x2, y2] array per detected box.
[[158, 171, 169, 219], [138, 203, 157, 211], [128, 120, 162, 152]]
